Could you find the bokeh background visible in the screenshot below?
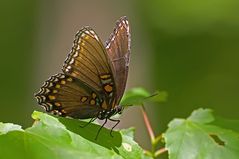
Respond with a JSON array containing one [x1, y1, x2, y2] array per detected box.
[[1, 0, 239, 150]]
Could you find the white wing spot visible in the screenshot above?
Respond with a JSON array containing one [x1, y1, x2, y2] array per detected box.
[[53, 78, 58, 82], [122, 20, 127, 26], [66, 66, 72, 72], [76, 45, 80, 50], [90, 30, 95, 34], [73, 52, 79, 57], [69, 58, 74, 64], [94, 35, 99, 41], [47, 82, 53, 87], [125, 20, 129, 25], [85, 30, 90, 34], [44, 88, 50, 93], [111, 36, 115, 41]]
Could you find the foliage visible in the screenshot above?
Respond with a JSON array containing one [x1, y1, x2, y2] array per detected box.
[[0, 111, 144, 159], [120, 87, 167, 106], [0, 88, 239, 159], [164, 108, 239, 159]]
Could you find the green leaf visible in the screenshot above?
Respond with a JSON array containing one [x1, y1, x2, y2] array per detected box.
[[0, 111, 144, 159], [120, 128, 136, 138], [164, 108, 239, 159], [0, 122, 22, 134], [212, 116, 239, 132], [148, 90, 168, 103], [120, 87, 167, 106], [187, 108, 214, 124]]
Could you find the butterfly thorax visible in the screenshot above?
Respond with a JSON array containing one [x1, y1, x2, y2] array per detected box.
[[97, 105, 122, 120]]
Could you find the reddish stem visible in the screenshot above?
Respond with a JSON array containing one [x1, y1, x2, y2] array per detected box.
[[141, 105, 155, 142], [155, 147, 167, 157]]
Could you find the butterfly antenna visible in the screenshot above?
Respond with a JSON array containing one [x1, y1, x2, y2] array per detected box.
[[108, 118, 120, 137], [143, 92, 159, 100], [95, 119, 108, 140], [80, 117, 97, 128]]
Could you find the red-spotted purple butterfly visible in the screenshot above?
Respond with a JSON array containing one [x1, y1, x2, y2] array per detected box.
[[35, 16, 130, 139]]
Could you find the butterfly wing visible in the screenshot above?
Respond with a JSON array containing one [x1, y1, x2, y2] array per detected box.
[[35, 73, 102, 119], [35, 18, 129, 119], [105, 16, 131, 104], [62, 27, 118, 110], [63, 27, 115, 93], [35, 28, 118, 118]]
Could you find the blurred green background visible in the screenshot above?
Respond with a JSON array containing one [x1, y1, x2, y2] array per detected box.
[[1, 0, 239, 150]]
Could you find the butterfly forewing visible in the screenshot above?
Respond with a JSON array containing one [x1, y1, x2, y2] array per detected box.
[[63, 27, 114, 92], [105, 16, 130, 104]]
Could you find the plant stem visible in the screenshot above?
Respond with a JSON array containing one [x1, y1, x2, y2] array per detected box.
[[141, 105, 155, 143], [141, 104, 168, 158], [155, 148, 167, 157], [141, 104, 157, 158]]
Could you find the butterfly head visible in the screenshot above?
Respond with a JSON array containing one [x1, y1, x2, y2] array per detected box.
[[97, 105, 123, 120], [115, 105, 124, 114]]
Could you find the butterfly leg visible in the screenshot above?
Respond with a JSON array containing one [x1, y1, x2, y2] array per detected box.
[[95, 118, 108, 140], [80, 117, 97, 128], [108, 118, 120, 137]]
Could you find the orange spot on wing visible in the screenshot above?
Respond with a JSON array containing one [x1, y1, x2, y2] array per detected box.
[[61, 109, 67, 113], [81, 97, 87, 103], [48, 95, 56, 100], [71, 72, 78, 77], [67, 77, 73, 82], [61, 80, 66, 84], [90, 99, 96, 105], [92, 93, 97, 99], [100, 74, 111, 79], [101, 100, 108, 109], [55, 102, 61, 107], [104, 84, 113, 92]]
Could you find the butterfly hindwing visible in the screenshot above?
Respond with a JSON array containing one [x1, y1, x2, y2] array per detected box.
[[35, 73, 102, 119], [105, 16, 130, 104]]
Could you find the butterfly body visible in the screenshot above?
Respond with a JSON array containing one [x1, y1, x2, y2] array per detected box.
[[35, 16, 130, 139]]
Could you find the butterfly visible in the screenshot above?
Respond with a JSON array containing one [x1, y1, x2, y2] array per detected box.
[[35, 16, 131, 139]]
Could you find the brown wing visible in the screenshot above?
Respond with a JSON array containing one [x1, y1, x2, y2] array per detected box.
[[62, 27, 117, 109], [35, 73, 102, 119], [105, 16, 131, 104]]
